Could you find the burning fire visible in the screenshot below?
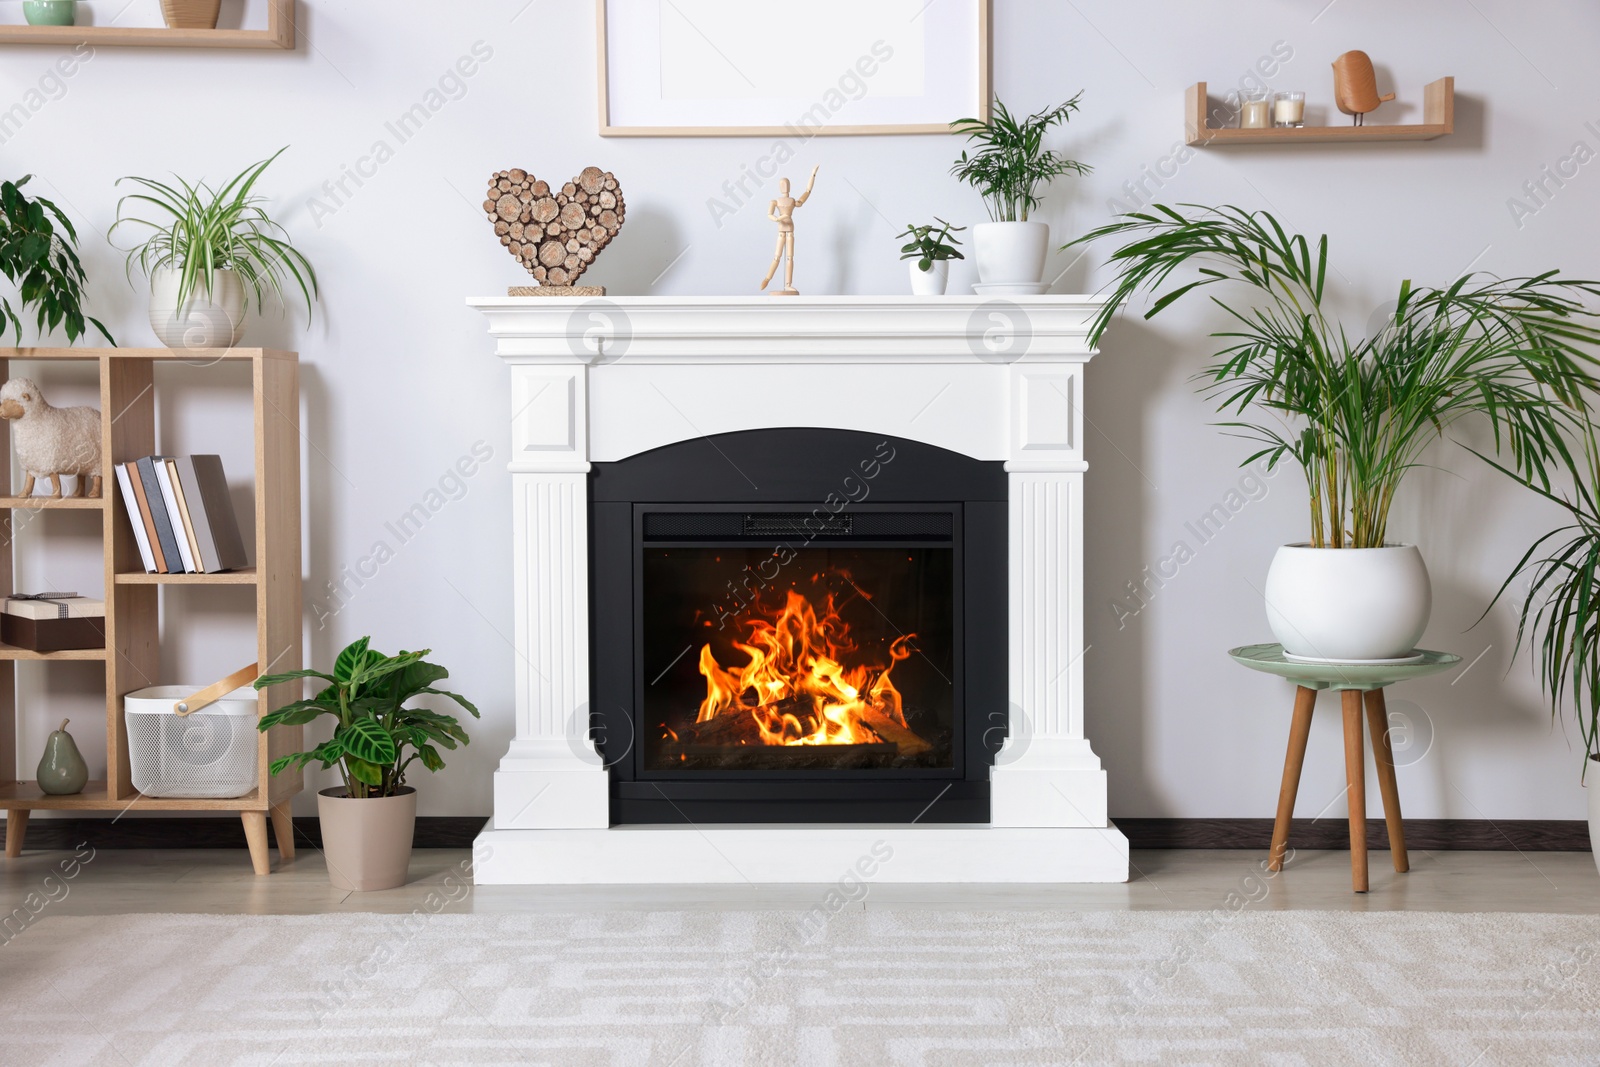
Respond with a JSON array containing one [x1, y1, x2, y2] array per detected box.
[[696, 587, 915, 747]]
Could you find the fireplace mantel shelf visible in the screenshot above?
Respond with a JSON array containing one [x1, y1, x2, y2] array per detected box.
[[467, 294, 1113, 362]]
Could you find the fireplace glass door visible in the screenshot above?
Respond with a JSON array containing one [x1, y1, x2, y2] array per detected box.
[[637, 510, 958, 776]]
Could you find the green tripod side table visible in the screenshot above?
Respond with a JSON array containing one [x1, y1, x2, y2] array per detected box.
[[1229, 643, 1461, 893]]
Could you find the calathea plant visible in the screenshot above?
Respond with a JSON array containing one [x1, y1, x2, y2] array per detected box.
[[255, 637, 478, 799]]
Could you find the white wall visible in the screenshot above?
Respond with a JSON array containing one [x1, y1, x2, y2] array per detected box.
[[4, 0, 1596, 821]]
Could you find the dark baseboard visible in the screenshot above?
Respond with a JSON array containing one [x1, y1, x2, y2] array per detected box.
[[1115, 818, 1593, 852], [15, 816, 488, 851], [8, 816, 1591, 852]]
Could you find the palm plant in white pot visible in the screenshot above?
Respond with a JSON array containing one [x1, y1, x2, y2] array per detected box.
[[1075, 204, 1600, 662], [950, 96, 1091, 291], [110, 146, 317, 349]]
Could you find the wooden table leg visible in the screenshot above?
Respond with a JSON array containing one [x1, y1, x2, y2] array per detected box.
[[1269, 686, 1317, 871], [4, 810, 27, 858], [241, 811, 271, 876], [269, 801, 296, 862], [1342, 690, 1368, 893], [1364, 688, 1409, 873]]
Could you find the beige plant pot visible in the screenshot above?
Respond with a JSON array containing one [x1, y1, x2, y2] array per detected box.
[[1589, 756, 1600, 878], [317, 786, 416, 891], [161, 0, 220, 28]]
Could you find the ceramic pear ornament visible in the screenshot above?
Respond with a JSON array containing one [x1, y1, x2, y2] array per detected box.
[[37, 718, 89, 795]]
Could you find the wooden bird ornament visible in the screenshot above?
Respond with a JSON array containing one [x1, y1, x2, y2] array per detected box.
[[1332, 50, 1395, 126]]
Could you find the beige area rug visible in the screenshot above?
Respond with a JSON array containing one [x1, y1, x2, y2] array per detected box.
[[2, 910, 1597, 1066]]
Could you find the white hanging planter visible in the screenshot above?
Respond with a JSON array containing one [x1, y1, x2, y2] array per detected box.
[[1263, 543, 1432, 663], [909, 260, 950, 296], [972, 221, 1049, 285], [148, 267, 245, 349]]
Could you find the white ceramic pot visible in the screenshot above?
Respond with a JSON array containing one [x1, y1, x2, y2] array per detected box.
[[1589, 759, 1599, 877], [317, 786, 417, 891], [1263, 543, 1432, 662], [909, 259, 949, 296], [973, 221, 1049, 285], [148, 267, 245, 349]]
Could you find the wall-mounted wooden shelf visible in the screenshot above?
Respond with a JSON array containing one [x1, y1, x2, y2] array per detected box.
[[1185, 77, 1454, 146], [0, 0, 293, 49], [0, 495, 105, 509]]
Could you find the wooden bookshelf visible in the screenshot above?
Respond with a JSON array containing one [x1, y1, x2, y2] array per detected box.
[[0, 0, 294, 49], [0, 348, 302, 874], [1185, 78, 1454, 146]]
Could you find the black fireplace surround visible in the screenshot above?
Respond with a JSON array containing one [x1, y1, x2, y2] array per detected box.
[[590, 428, 1007, 823]]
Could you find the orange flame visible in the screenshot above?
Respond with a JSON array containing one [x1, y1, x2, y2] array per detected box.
[[697, 588, 916, 747]]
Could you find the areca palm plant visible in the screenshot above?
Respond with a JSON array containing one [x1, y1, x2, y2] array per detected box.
[[1073, 204, 1600, 548], [1483, 435, 1600, 777], [950, 96, 1092, 222]]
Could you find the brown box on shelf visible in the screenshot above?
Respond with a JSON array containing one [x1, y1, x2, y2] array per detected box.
[[2, 596, 107, 652]]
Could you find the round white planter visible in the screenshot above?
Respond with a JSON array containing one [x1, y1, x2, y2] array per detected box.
[[909, 260, 949, 296], [973, 221, 1049, 285], [148, 267, 245, 349], [1263, 544, 1432, 662]]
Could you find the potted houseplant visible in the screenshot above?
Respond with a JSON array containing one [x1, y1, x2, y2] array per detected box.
[[1074, 203, 1600, 661], [1485, 435, 1600, 872], [254, 637, 478, 891], [0, 175, 112, 345], [110, 146, 317, 349], [950, 95, 1091, 291], [898, 218, 965, 296]]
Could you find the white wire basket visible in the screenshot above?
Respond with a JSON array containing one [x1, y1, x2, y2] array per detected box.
[[126, 686, 259, 799]]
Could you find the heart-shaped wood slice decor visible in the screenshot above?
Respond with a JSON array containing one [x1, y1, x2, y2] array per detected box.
[[484, 167, 625, 286]]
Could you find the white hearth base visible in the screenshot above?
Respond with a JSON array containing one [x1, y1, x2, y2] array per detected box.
[[474, 823, 1129, 884], [470, 296, 1125, 885]]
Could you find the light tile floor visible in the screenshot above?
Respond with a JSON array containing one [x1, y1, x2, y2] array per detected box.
[[3, 845, 1596, 916]]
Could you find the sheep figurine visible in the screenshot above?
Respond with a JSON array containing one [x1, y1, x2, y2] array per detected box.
[[0, 378, 101, 498]]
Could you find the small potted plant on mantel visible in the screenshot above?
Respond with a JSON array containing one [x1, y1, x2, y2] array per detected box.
[[254, 637, 478, 891], [1486, 434, 1600, 872], [1073, 203, 1600, 663], [110, 146, 317, 350], [897, 218, 965, 296], [950, 95, 1092, 293]]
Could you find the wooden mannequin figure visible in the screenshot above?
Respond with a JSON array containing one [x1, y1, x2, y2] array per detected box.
[[760, 165, 820, 296], [1332, 50, 1395, 126]]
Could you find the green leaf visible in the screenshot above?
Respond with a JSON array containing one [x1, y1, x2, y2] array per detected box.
[[256, 699, 336, 731], [254, 667, 336, 690], [345, 757, 383, 786], [332, 637, 371, 683], [339, 717, 398, 765]]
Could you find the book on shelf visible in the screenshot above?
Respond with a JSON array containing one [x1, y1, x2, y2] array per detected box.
[[118, 454, 249, 574]]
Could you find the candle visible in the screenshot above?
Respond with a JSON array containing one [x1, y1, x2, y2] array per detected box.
[[1240, 95, 1270, 129], [1273, 91, 1305, 128]]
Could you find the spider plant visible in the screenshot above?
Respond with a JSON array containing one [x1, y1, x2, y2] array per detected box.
[[109, 146, 317, 322], [950, 95, 1092, 222], [1483, 435, 1600, 777], [0, 175, 112, 345], [1071, 203, 1600, 548]]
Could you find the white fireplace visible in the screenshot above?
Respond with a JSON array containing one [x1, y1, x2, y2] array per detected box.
[[467, 295, 1127, 883]]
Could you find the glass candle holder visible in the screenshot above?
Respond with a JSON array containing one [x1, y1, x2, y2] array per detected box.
[[1273, 91, 1306, 128], [1239, 92, 1271, 130]]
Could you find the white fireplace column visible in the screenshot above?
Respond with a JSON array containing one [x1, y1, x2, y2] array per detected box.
[[469, 296, 1127, 883]]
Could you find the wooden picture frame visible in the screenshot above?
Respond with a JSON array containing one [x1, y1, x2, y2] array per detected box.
[[596, 0, 991, 137]]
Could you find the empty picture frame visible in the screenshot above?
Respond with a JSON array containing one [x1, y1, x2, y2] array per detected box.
[[597, 0, 991, 137]]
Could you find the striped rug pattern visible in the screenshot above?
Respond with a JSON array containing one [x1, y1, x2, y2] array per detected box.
[[3, 910, 1596, 1065]]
